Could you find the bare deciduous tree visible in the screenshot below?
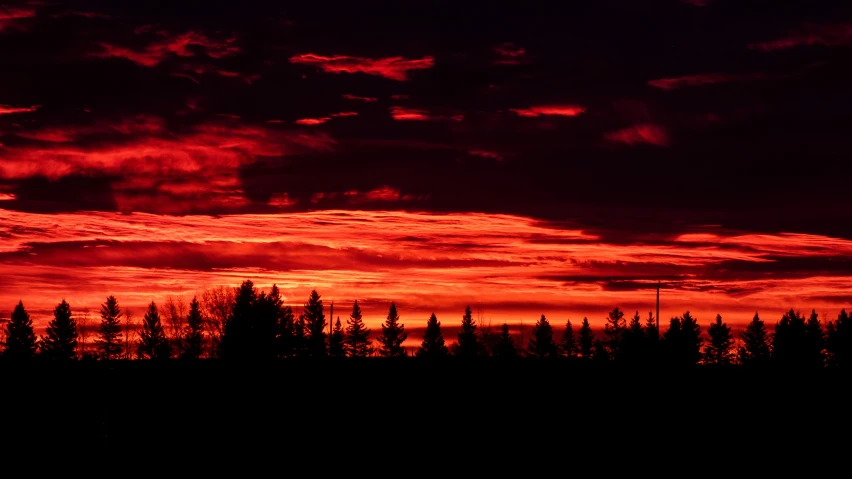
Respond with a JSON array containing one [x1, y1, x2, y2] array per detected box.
[[164, 296, 186, 357], [201, 286, 234, 357]]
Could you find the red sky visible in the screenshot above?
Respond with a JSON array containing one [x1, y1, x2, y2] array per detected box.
[[2, 1, 852, 336]]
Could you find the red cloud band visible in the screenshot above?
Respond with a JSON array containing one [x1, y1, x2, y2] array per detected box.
[[290, 53, 435, 81]]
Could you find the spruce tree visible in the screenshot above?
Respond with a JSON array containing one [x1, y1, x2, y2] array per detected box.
[[293, 313, 307, 358], [417, 313, 449, 358], [182, 297, 204, 359], [4, 301, 36, 361], [592, 339, 610, 362], [645, 311, 659, 363], [303, 290, 327, 358], [137, 301, 170, 360], [772, 309, 808, 366], [738, 312, 771, 365], [278, 304, 296, 358], [377, 302, 407, 357], [254, 286, 284, 360], [527, 314, 557, 358], [805, 309, 824, 367], [620, 311, 645, 362], [578, 317, 594, 361], [455, 305, 481, 358], [705, 314, 734, 365], [603, 307, 626, 360], [559, 319, 577, 359], [221, 280, 257, 359], [345, 301, 372, 357], [493, 323, 517, 358], [826, 309, 850, 367], [329, 317, 346, 358], [40, 299, 78, 361], [95, 295, 123, 360]]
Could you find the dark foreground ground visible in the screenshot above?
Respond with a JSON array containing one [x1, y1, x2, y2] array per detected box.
[[2, 359, 850, 455]]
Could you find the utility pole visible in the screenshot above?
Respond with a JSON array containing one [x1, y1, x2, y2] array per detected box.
[[656, 281, 660, 338]]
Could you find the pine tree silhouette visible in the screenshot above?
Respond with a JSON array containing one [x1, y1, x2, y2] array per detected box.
[[603, 307, 626, 360], [620, 311, 645, 363], [559, 319, 576, 359], [493, 323, 517, 358], [417, 313, 449, 358], [377, 302, 407, 357], [772, 309, 808, 366], [804, 309, 824, 367], [645, 311, 659, 363], [293, 313, 307, 358], [137, 301, 170, 360], [182, 297, 204, 359], [4, 301, 36, 361], [329, 317, 346, 358], [221, 280, 257, 359], [303, 290, 327, 358], [345, 301, 372, 358], [705, 314, 734, 365], [526, 314, 557, 358], [825, 309, 850, 367], [39, 299, 78, 361], [454, 305, 481, 358], [277, 303, 296, 358], [592, 339, 610, 362], [95, 295, 123, 361], [738, 312, 771, 365], [578, 317, 594, 361], [679, 312, 702, 365]]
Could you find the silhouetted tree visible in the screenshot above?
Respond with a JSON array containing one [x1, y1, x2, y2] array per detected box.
[[578, 317, 594, 361], [278, 304, 296, 358], [253, 287, 283, 360], [592, 339, 610, 362], [303, 290, 327, 358], [417, 313, 449, 358], [527, 314, 557, 358], [603, 307, 626, 360], [454, 305, 481, 358], [182, 297, 204, 359], [772, 309, 808, 366], [344, 301, 371, 358], [4, 301, 36, 361], [164, 296, 186, 358], [645, 311, 659, 363], [705, 314, 734, 365], [201, 286, 233, 357], [826, 309, 850, 367], [492, 323, 517, 358], [804, 309, 824, 367], [377, 302, 407, 357], [559, 319, 577, 359], [738, 313, 771, 365], [95, 295, 123, 361], [663, 312, 701, 366], [620, 311, 645, 363], [293, 314, 307, 358], [329, 317, 346, 358], [40, 299, 78, 361], [137, 301, 170, 360], [221, 280, 257, 360]]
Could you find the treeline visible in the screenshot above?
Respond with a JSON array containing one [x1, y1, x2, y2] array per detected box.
[[1, 279, 850, 367]]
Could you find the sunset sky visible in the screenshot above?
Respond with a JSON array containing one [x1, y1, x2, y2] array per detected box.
[[2, 0, 852, 337]]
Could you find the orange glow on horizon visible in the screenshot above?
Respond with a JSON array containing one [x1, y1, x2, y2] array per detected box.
[[1, 208, 850, 340]]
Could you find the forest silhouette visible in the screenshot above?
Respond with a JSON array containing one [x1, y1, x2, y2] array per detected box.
[[2, 279, 850, 367]]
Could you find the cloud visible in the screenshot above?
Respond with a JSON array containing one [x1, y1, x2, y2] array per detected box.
[[604, 124, 670, 147], [3, 208, 852, 332], [289, 53, 435, 81], [493, 42, 526, 64], [647, 72, 767, 90], [509, 105, 585, 117], [93, 31, 240, 67], [389, 106, 430, 121], [0, 6, 36, 31], [0, 105, 39, 115], [295, 112, 358, 125], [0, 117, 335, 213], [342, 94, 378, 102], [468, 150, 503, 161], [749, 23, 852, 51]]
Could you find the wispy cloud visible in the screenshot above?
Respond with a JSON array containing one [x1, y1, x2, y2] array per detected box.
[[289, 53, 435, 81]]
